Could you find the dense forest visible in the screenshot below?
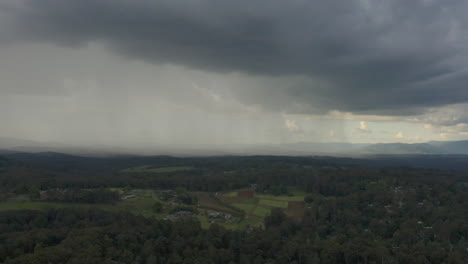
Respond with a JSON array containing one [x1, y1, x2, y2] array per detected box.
[[1, 154, 466, 194], [0, 154, 467, 263]]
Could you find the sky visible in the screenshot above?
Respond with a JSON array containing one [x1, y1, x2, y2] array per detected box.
[[1, 0, 468, 148]]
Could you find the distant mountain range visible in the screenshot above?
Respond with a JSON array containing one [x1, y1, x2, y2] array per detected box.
[[358, 141, 468, 155], [1, 136, 468, 156], [250, 141, 468, 156]]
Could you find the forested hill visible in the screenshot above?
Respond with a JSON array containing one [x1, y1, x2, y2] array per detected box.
[[2, 152, 468, 173], [0, 156, 7, 166], [1, 175, 467, 264], [0, 153, 466, 263]]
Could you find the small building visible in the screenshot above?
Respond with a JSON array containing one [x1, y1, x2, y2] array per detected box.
[[121, 194, 137, 200], [208, 212, 221, 218]]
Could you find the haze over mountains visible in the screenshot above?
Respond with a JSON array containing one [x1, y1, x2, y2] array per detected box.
[[1, 137, 468, 157]]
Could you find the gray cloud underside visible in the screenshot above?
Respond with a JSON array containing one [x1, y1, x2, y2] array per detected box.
[[2, 0, 468, 115]]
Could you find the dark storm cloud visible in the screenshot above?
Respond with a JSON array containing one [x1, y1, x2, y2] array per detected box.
[[3, 0, 468, 115]]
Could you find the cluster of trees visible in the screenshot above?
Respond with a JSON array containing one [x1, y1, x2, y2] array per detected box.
[[0, 206, 465, 264], [0, 155, 467, 263], [2, 155, 465, 197], [256, 184, 290, 196]]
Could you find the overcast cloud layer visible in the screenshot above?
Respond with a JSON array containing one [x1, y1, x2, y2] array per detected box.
[[1, 0, 468, 146], [2, 0, 468, 114]]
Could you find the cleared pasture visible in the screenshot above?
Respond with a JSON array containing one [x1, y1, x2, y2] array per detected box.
[[232, 203, 255, 212], [253, 206, 271, 217], [224, 191, 238, 197], [256, 194, 305, 201], [0, 201, 116, 212], [236, 198, 257, 204], [259, 199, 288, 208]]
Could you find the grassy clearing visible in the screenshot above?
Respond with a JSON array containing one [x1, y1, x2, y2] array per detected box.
[[0, 201, 116, 212], [194, 192, 242, 216], [0, 189, 159, 217], [119, 195, 154, 210], [259, 199, 288, 208], [121, 166, 195, 173], [256, 194, 305, 201], [241, 216, 263, 226], [121, 165, 152, 173], [1, 188, 305, 230], [196, 215, 212, 229], [236, 198, 257, 204], [224, 191, 238, 197], [253, 206, 271, 217], [147, 166, 195, 173], [232, 203, 255, 212]]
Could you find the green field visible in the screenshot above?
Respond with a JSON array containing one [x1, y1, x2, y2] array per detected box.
[[0, 190, 162, 218], [120, 195, 155, 210], [232, 203, 255, 212], [256, 194, 305, 201], [224, 191, 238, 197], [220, 189, 306, 222], [0, 188, 305, 230], [196, 215, 212, 229], [259, 199, 288, 208], [0, 201, 116, 212], [194, 192, 242, 216], [121, 165, 195, 173], [253, 206, 271, 217], [237, 198, 257, 204]]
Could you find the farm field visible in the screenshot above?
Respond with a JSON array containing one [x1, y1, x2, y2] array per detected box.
[[220, 189, 307, 226], [256, 194, 305, 201], [192, 192, 242, 216], [224, 191, 237, 197], [232, 203, 255, 212], [0, 189, 166, 219], [258, 199, 288, 208], [0, 188, 306, 230], [253, 206, 271, 217], [0, 201, 116, 212]]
